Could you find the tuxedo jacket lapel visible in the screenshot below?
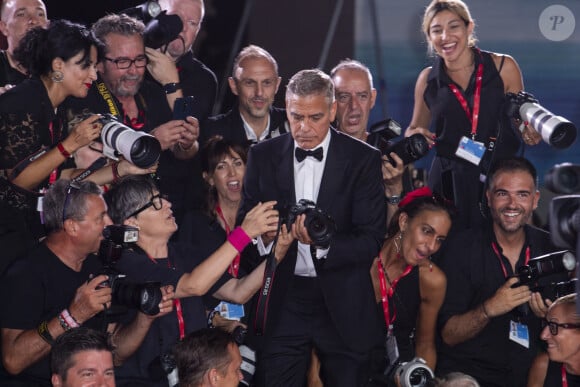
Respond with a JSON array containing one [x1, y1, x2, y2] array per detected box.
[[273, 134, 296, 206], [317, 130, 348, 209]]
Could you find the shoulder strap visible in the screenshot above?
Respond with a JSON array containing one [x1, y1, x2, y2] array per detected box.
[[498, 55, 506, 73]]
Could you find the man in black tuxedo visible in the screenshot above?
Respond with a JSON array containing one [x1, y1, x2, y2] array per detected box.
[[238, 69, 386, 386]]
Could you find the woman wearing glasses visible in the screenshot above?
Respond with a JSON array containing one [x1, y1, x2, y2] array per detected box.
[[527, 293, 580, 387], [105, 174, 292, 385], [369, 187, 455, 384], [0, 20, 118, 241]]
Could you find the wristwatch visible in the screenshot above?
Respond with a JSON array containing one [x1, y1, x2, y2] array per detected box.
[[386, 194, 401, 205], [163, 82, 182, 95]]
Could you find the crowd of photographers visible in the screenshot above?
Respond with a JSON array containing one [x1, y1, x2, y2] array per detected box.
[[0, 0, 579, 386]]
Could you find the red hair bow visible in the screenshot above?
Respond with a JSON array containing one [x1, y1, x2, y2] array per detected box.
[[398, 186, 433, 208]]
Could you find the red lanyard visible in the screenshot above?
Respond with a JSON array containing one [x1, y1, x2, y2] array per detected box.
[[215, 204, 240, 277], [48, 120, 59, 185], [562, 364, 568, 387], [146, 253, 185, 340], [377, 253, 412, 329], [448, 50, 484, 140], [491, 242, 530, 279]]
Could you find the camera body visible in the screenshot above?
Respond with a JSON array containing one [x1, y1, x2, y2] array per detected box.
[[514, 250, 576, 288], [384, 357, 434, 387], [98, 113, 161, 169], [99, 225, 162, 316], [505, 91, 577, 149], [366, 118, 429, 167], [280, 199, 336, 248], [120, 2, 183, 49]]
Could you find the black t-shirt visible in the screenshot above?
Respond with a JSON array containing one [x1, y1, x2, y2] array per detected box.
[[436, 224, 564, 386], [113, 242, 231, 386], [0, 244, 104, 386], [0, 50, 27, 86]]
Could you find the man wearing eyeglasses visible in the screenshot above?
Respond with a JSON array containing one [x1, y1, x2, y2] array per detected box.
[[61, 13, 199, 226], [435, 157, 569, 386], [0, 179, 174, 385]]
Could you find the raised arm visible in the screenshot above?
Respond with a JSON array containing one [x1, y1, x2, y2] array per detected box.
[[212, 224, 294, 304], [174, 201, 279, 299]]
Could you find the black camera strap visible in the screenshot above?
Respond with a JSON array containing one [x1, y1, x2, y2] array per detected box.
[[253, 227, 281, 336], [70, 157, 108, 183]]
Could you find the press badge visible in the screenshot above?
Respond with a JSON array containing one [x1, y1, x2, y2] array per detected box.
[[385, 327, 400, 366], [455, 136, 485, 166], [509, 320, 529, 348], [215, 301, 245, 320]]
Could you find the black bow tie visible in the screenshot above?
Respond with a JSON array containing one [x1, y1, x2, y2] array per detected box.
[[295, 147, 324, 162]]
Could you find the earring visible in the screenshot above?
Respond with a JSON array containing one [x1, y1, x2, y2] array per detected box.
[[394, 231, 403, 257], [51, 70, 64, 83]]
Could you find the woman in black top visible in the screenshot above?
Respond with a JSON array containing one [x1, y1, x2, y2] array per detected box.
[[370, 187, 454, 375], [405, 0, 541, 230]]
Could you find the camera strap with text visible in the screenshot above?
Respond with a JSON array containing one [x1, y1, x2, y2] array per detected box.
[[253, 226, 281, 336]]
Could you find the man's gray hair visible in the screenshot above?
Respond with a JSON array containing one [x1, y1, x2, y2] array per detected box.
[[92, 13, 145, 54], [43, 179, 102, 234], [286, 69, 334, 106], [231, 44, 278, 78]]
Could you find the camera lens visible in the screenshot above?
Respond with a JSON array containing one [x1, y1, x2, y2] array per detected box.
[[113, 281, 162, 315]]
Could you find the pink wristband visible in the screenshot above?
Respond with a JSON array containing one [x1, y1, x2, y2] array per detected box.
[[227, 227, 252, 253], [61, 309, 80, 328]]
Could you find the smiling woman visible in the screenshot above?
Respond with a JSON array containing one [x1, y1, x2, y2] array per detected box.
[[369, 186, 455, 382], [0, 19, 103, 241], [405, 0, 542, 232]]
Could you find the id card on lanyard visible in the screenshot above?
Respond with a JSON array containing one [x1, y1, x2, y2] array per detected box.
[[450, 49, 485, 165], [214, 205, 245, 321], [491, 242, 531, 348]]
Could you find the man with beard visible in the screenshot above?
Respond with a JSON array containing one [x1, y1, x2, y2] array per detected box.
[[61, 14, 199, 224], [201, 45, 288, 148], [435, 157, 565, 386]]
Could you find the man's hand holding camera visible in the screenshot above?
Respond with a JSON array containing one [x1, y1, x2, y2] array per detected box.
[[482, 277, 532, 318], [68, 274, 112, 324]]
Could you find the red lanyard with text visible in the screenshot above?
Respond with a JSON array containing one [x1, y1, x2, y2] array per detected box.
[[377, 253, 412, 330], [448, 50, 484, 140], [491, 242, 530, 279], [146, 253, 185, 340], [48, 120, 59, 185], [215, 204, 240, 277]]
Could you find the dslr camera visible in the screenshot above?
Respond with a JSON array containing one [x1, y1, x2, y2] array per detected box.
[[280, 199, 336, 248], [97, 114, 161, 169], [98, 225, 163, 316], [505, 91, 577, 149], [384, 357, 434, 387], [120, 1, 183, 49], [366, 118, 430, 167], [513, 250, 576, 289]]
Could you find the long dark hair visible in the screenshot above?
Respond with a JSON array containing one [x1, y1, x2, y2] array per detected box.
[[200, 135, 248, 221], [15, 19, 97, 77]]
